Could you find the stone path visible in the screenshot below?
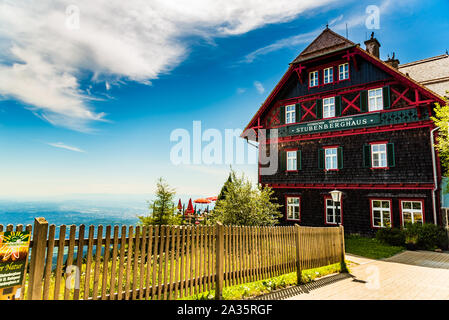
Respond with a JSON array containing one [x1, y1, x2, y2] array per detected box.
[[284, 251, 449, 300]]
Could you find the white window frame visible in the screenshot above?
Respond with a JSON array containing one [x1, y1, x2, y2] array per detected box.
[[323, 67, 333, 84], [286, 197, 300, 221], [371, 143, 387, 168], [339, 63, 349, 80], [323, 97, 335, 119], [325, 197, 341, 225], [368, 88, 383, 111], [285, 104, 296, 124], [286, 150, 297, 171], [401, 200, 424, 226], [325, 147, 338, 170], [371, 199, 392, 228], [309, 71, 319, 87]]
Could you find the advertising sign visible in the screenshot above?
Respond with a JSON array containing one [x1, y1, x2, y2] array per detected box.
[[0, 231, 31, 300]]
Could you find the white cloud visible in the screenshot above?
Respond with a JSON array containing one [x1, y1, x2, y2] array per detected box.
[[47, 142, 85, 153], [254, 81, 265, 94], [240, 0, 396, 64], [0, 0, 337, 130]]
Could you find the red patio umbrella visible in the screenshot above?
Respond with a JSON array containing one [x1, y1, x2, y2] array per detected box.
[[206, 196, 217, 202], [185, 198, 194, 215], [194, 198, 211, 204], [177, 199, 183, 211]]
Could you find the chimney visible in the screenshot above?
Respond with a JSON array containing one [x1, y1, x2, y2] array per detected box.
[[364, 32, 381, 58], [385, 52, 400, 69]]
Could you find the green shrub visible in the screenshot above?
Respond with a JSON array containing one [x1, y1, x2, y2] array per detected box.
[[403, 223, 448, 250], [375, 227, 405, 246]]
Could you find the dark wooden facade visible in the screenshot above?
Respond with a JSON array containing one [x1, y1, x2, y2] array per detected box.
[[244, 28, 445, 235]]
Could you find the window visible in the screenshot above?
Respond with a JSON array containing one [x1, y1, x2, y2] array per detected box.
[[323, 67, 333, 84], [325, 197, 341, 225], [309, 71, 318, 87], [323, 97, 335, 119], [371, 199, 392, 228], [325, 147, 338, 170], [368, 88, 383, 111], [339, 63, 349, 80], [401, 200, 424, 226], [285, 105, 296, 124], [286, 151, 297, 171], [286, 197, 300, 221], [371, 143, 387, 168]]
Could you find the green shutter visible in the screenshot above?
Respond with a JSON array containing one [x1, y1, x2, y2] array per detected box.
[[279, 106, 285, 124], [316, 99, 323, 119], [337, 147, 343, 169], [360, 90, 368, 112], [383, 86, 391, 109], [318, 148, 324, 169], [295, 103, 301, 123], [335, 96, 342, 116], [297, 150, 302, 170], [387, 143, 395, 167], [280, 150, 286, 171], [363, 144, 371, 168]]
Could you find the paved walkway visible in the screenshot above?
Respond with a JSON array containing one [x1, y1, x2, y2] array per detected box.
[[285, 251, 449, 300]]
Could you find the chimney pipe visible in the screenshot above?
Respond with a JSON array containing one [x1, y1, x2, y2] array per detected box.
[[385, 52, 400, 69], [364, 32, 381, 58]]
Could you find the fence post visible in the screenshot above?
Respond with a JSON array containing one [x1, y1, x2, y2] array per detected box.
[[215, 222, 224, 300], [294, 224, 302, 285], [27, 217, 48, 300], [339, 225, 346, 271]]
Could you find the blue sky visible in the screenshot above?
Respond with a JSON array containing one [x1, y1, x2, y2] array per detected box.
[[0, 0, 448, 200]]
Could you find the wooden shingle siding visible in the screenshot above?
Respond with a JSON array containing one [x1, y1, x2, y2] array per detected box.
[[260, 127, 433, 185]]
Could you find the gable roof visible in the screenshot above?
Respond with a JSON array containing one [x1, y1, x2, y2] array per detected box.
[[243, 29, 445, 138], [291, 27, 355, 64]]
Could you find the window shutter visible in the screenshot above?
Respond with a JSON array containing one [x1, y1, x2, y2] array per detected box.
[[337, 147, 343, 169], [280, 150, 286, 171], [316, 99, 323, 119], [383, 86, 391, 109], [335, 96, 342, 116], [297, 150, 302, 170], [279, 106, 285, 125], [318, 148, 324, 169], [295, 103, 301, 123], [360, 90, 368, 112], [363, 144, 371, 168], [387, 143, 395, 167]]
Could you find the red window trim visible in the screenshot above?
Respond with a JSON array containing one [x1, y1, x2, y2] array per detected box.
[[369, 198, 393, 229], [322, 95, 337, 119], [337, 62, 351, 82], [369, 141, 389, 170], [284, 103, 297, 125], [285, 148, 298, 172], [308, 70, 319, 88], [323, 66, 335, 85], [324, 195, 343, 225], [398, 198, 425, 227], [277, 80, 393, 113], [367, 87, 385, 112], [285, 195, 301, 222]]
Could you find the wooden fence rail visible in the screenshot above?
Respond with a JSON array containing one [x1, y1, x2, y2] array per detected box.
[[0, 218, 345, 300]]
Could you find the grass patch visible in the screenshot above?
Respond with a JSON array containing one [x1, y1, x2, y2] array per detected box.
[[345, 234, 404, 260], [183, 262, 345, 300]]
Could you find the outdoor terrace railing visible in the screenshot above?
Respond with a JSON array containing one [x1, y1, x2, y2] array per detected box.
[[0, 218, 345, 300]]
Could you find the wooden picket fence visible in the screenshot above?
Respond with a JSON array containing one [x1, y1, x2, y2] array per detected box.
[[0, 218, 345, 300]]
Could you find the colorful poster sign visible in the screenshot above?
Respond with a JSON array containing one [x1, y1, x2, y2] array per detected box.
[[0, 231, 31, 299]]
